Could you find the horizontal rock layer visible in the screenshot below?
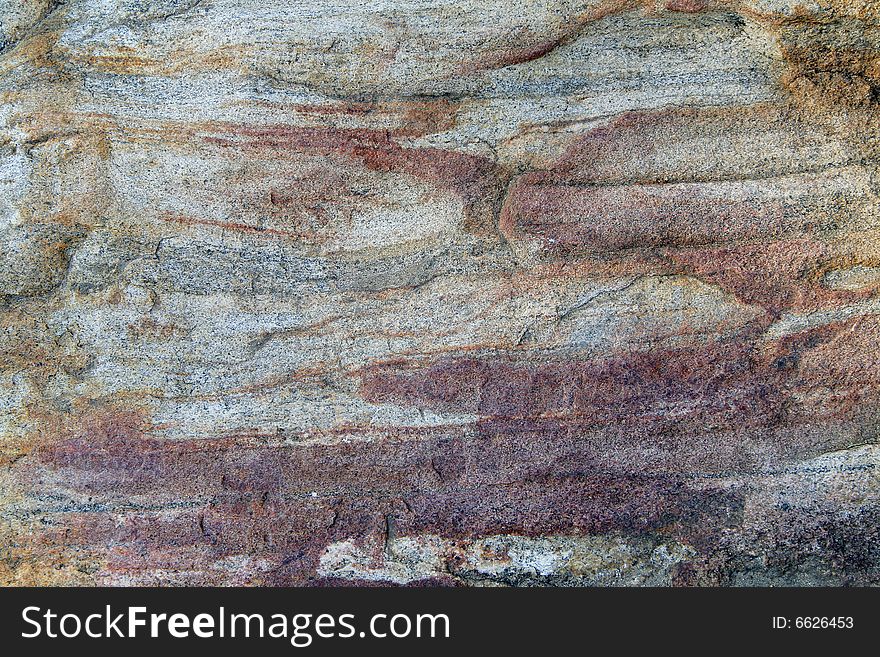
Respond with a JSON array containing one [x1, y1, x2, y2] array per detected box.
[[1, 0, 879, 585]]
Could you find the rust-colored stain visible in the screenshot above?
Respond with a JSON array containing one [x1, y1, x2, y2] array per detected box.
[[1, 1, 880, 586]]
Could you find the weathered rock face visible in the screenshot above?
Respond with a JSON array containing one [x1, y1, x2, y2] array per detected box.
[[1, 0, 879, 586]]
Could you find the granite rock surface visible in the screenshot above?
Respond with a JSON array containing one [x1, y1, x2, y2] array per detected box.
[[1, 0, 879, 586]]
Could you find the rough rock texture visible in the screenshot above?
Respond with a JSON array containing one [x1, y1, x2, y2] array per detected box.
[[1, 0, 879, 586]]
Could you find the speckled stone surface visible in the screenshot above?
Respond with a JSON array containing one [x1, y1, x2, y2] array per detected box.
[[1, 0, 879, 586]]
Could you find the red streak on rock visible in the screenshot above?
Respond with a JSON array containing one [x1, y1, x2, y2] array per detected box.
[[361, 343, 788, 430], [203, 126, 502, 234], [160, 212, 301, 238], [458, 36, 566, 74], [501, 178, 793, 257], [665, 0, 708, 13], [666, 238, 873, 313]]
